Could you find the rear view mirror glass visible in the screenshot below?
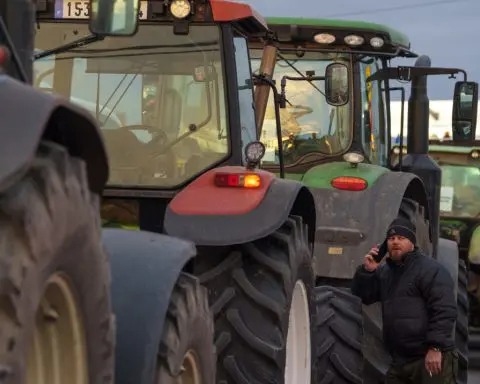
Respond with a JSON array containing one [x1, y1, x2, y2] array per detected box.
[[325, 62, 349, 107], [452, 81, 478, 142], [89, 0, 140, 36]]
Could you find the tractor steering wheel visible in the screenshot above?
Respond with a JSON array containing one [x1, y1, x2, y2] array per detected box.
[[109, 125, 176, 182], [117, 124, 169, 147]]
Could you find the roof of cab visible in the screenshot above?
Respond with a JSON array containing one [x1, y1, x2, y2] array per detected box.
[[265, 17, 410, 49]]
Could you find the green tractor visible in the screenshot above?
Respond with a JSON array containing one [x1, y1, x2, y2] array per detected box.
[[248, 17, 478, 383], [35, 1, 328, 383]]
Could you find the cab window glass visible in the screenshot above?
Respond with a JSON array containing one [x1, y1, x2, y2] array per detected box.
[[234, 36, 257, 160], [359, 58, 387, 165]]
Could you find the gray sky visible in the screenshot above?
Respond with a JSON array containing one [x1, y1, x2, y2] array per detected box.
[[248, 0, 478, 100]]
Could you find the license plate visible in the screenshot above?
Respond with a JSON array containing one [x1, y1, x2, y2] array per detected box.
[[55, 0, 148, 20]]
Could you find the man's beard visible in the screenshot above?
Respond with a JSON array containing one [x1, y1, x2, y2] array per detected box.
[[389, 248, 404, 260]]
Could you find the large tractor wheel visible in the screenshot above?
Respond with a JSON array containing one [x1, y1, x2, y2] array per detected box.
[[362, 197, 430, 383], [436, 239, 469, 383], [0, 141, 114, 384], [469, 328, 480, 368], [156, 273, 216, 384], [198, 215, 315, 384], [313, 286, 363, 384]]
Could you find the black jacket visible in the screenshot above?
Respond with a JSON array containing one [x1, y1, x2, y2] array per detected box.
[[351, 249, 457, 363]]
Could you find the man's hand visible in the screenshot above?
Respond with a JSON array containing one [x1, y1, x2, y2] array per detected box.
[[425, 348, 442, 376], [364, 246, 380, 272]]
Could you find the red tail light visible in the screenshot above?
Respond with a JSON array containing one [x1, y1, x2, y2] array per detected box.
[[331, 176, 367, 191], [214, 173, 261, 188]]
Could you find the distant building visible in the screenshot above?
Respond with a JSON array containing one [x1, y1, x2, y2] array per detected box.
[[390, 100, 480, 141]]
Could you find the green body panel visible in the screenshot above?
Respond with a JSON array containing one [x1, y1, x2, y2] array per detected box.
[[470, 226, 480, 265], [300, 161, 390, 189], [394, 144, 480, 154], [265, 17, 410, 48], [429, 145, 480, 154], [102, 220, 139, 230], [440, 219, 468, 228]]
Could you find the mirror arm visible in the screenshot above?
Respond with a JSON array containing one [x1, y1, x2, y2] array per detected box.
[[279, 74, 326, 109], [282, 75, 325, 82], [367, 66, 467, 83], [253, 74, 285, 179]]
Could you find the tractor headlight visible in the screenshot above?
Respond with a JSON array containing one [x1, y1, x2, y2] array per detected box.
[[170, 0, 191, 19], [393, 146, 407, 155], [471, 150, 479, 159], [344, 35, 364, 46], [245, 141, 266, 164], [343, 151, 364, 165], [314, 33, 336, 44], [370, 37, 384, 48]]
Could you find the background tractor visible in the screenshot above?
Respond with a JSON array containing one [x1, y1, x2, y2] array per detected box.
[[392, 137, 480, 369], [248, 17, 478, 384], [35, 1, 325, 383]]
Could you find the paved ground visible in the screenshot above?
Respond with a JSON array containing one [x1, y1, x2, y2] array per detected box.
[[468, 369, 480, 381]]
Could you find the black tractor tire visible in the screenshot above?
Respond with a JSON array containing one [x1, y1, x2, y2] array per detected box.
[[156, 272, 216, 383], [456, 259, 469, 384], [198, 215, 315, 383], [312, 285, 363, 384], [469, 327, 480, 368], [362, 197, 431, 383], [0, 141, 114, 383]]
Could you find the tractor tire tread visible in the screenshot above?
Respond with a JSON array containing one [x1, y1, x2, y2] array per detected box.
[[199, 215, 315, 383], [156, 272, 216, 383], [0, 140, 114, 383], [313, 285, 363, 384]]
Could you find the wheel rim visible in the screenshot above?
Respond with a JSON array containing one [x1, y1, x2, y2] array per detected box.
[[178, 350, 201, 384], [27, 272, 88, 384], [285, 280, 311, 384]]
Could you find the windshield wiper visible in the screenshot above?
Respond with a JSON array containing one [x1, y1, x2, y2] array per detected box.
[[34, 34, 104, 60]]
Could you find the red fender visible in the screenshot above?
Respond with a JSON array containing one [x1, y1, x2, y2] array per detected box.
[[169, 166, 275, 216]]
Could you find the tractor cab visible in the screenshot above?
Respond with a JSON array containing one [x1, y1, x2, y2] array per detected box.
[[390, 86, 480, 266], [35, 0, 267, 189], [249, 18, 418, 173], [34, 0, 270, 230], [248, 19, 477, 182]]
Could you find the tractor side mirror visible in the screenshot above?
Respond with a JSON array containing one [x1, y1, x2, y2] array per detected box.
[[325, 62, 350, 107], [89, 0, 140, 36], [452, 81, 478, 142]]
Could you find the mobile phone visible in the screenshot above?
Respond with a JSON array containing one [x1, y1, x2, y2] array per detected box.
[[372, 240, 388, 263]]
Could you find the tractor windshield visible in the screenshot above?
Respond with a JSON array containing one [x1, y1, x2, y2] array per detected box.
[[34, 23, 228, 188], [440, 164, 480, 218], [250, 50, 353, 165]]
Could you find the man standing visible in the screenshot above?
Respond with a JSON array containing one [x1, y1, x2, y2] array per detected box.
[[352, 218, 458, 383]]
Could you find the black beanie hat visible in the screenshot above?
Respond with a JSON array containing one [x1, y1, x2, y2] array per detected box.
[[386, 217, 417, 245]]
